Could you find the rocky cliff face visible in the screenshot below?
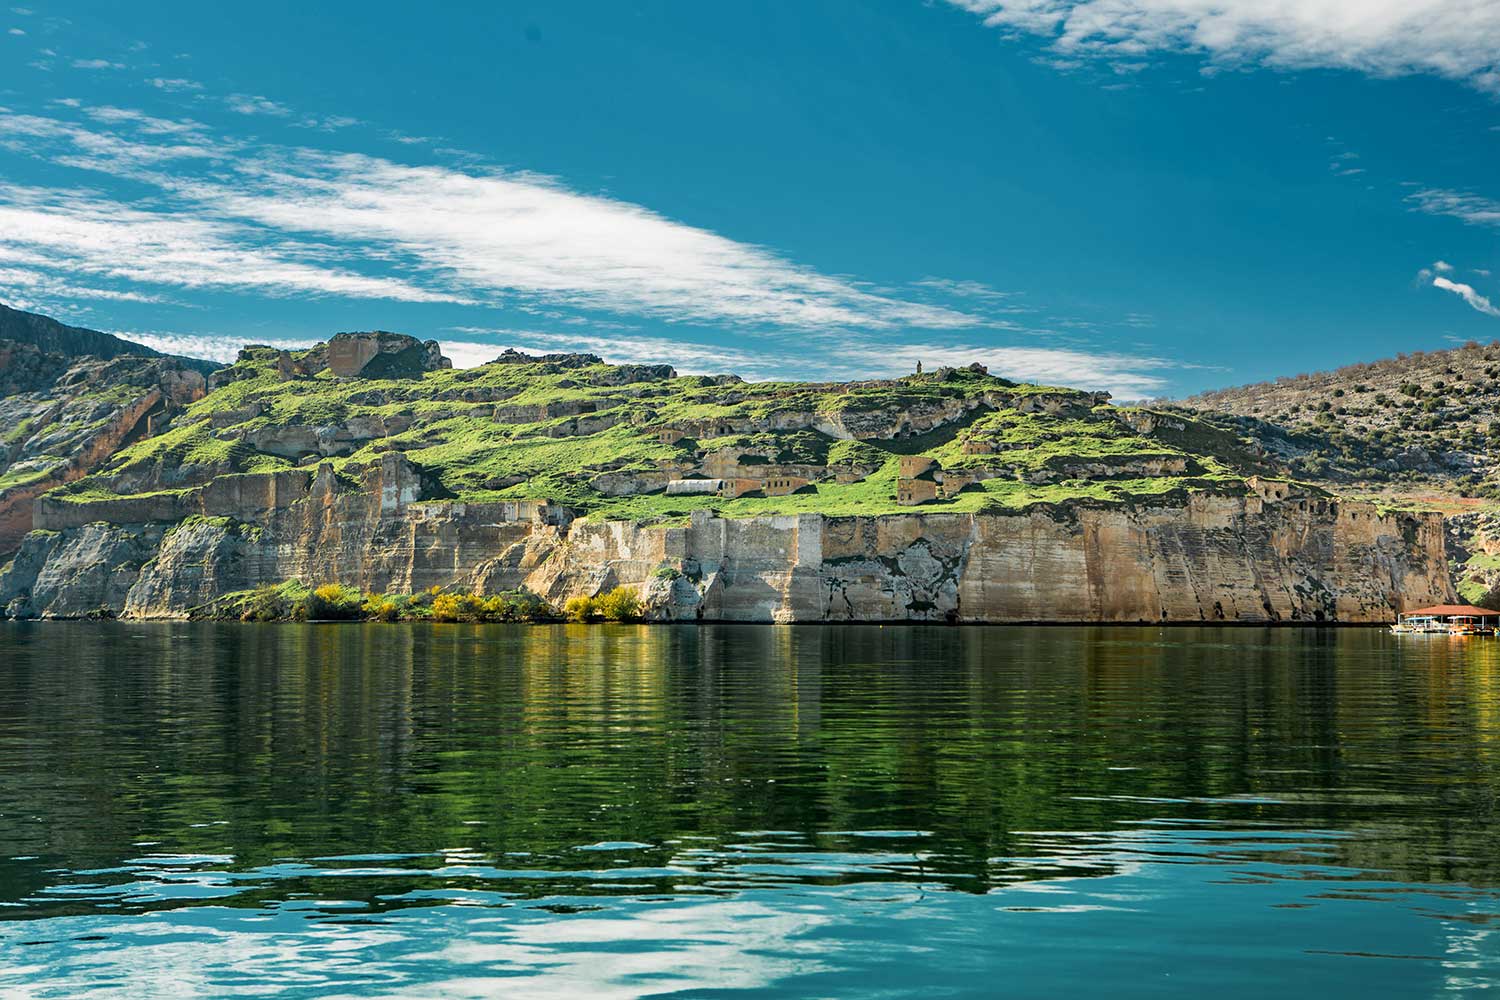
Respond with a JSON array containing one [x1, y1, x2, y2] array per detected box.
[[0, 452, 1452, 621], [0, 346, 207, 556], [0, 322, 1462, 622]]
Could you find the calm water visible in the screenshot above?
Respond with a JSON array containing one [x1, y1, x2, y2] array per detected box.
[[0, 624, 1498, 998]]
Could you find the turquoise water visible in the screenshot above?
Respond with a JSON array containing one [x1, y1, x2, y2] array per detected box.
[[0, 623, 1497, 997]]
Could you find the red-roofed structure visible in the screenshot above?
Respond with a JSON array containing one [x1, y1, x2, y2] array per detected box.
[[1403, 605, 1500, 617]]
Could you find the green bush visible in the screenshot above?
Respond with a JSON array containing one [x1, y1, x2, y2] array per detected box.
[[564, 595, 597, 622], [432, 592, 481, 622], [296, 583, 364, 621], [241, 584, 285, 622], [429, 589, 559, 623], [596, 586, 642, 622]]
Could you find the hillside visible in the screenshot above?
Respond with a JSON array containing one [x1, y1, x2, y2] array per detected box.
[[0, 340, 208, 554], [0, 302, 220, 377], [48, 335, 1267, 523], [1179, 340, 1500, 605], [0, 329, 1452, 623], [1181, 339, 1500, 498]]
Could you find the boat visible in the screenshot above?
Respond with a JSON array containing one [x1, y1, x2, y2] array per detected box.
[[1392, 604, 1500, 635], [1391, 615, 1445, 634], [1448, 616, 1494, 637]]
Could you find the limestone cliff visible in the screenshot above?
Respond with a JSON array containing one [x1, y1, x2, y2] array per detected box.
[[0, 452, 1452, 621]]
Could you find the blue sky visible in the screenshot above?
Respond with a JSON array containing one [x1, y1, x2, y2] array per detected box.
[[1, 1, 1498, 398]]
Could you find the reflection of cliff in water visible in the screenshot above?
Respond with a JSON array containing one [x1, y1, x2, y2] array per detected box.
[[1, 624, 1499, 919]]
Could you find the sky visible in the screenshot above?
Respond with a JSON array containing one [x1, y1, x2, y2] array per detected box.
[[1, 2, 1498, 398]]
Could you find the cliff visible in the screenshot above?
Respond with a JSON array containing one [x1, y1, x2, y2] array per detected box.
[[0, 327, 1459, 622], [0, 345, 207, 556], [0, 467, 1451, 622]]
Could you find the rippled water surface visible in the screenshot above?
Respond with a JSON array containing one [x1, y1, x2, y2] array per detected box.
[[1, 623, 1498, 997]]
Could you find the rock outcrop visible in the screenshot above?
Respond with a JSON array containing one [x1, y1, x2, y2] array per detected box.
[[324, 332, 451, 379], [0, 346, 207, 556], [0, 452, 1453, 621]]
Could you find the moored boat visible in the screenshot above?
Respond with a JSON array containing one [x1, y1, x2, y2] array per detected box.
[[1392, 604, 1500, 636]]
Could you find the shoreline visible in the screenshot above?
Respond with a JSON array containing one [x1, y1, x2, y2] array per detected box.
[[0, 616, 1401, 628]]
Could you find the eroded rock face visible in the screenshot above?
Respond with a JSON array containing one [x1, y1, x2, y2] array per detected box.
[[0, 459, 1453, 622], [0, 348, 208, 556], [325, 332, 451, 379], [0, 522, 166, 618]]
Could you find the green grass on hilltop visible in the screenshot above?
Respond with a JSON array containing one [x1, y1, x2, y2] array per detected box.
[[49, 344, 1290, 519]]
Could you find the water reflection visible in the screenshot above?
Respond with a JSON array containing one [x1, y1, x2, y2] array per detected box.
[[1, 624, 1498, 996]]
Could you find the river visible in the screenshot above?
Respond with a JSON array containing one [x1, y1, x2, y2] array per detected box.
[[0, 623, 1496, 997]]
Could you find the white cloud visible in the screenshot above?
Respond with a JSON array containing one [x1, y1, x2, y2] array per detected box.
[[0, 111, 219, 167], [116, 332, 309, 362], [1434, 276, 1500, 318], [8, 27, 23, 36], [0, 183, 464, 304], [82, 105, 204, 136], [147, 77, 202, 92], [1409, 188, 1500, 228], [1416, 259, 1457, 283], [0, 105, 1180, 392], [224, 94, 291, 117], [0, 265, 171, 303], [192, 152, 980, 329], [70, 58, 124, 70], [0, 107, 980, 331], [913, 277, 1016, 301], [946, 0, 1500, 92]]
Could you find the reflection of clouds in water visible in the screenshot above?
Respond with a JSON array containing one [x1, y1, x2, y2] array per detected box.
[[0, 899, 833, 999], [413, 900, 834, 1000]]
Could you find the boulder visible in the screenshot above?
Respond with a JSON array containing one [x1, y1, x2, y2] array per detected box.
[[325, 332, 452, 379]]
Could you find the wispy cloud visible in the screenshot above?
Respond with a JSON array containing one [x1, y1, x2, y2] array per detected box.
[[0, 265, 172, 308], [0, 105, 982, 331], [1409, 188, 1500, 228], [146, 77, 202, 92], [913, 277, 1016, 302], [1434, 276, 1500, 318], [946, 1, 1500, 93], [0, 183, 462, 304], [224, 94, 291, 117], [70, 58, 124, 70]]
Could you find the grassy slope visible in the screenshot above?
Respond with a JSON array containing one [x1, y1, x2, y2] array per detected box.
[[49, 348, 1285, 521]]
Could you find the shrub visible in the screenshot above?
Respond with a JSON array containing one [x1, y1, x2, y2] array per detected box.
[[432, 592, 482, 622], [241, 583, 285, 622], [564, 595, 597, 622], [298, 583, 364, 621], [492, 589, 556, 622], [596, 586, 642, 622]]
